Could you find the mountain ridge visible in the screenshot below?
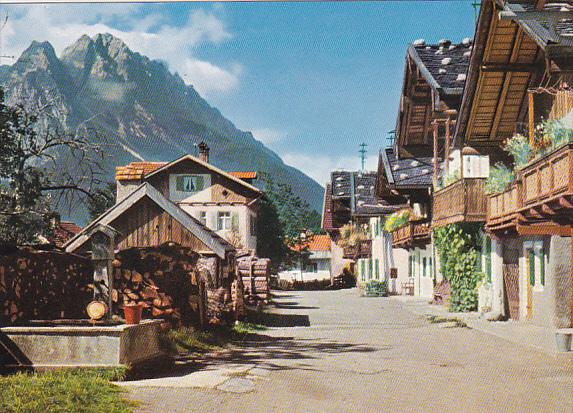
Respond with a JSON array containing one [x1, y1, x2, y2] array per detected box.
[[0, 33, 323, 223]]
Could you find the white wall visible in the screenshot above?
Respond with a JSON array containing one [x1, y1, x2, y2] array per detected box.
[[278, 258, 331, 282], [179, 204, 256, 251]]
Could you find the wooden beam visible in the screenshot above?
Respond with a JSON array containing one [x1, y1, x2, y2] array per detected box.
[[445, 117, 451, 177], [560, 196, 573, 209], [423, 103, 431, 145], [528, 90, 535, 146], [433, 120, 439, 188], [480, 63, 540, 72], [517, 223, 572, 236]]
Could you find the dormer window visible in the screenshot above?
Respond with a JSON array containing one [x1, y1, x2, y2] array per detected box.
[[175, 175, 204, 193]]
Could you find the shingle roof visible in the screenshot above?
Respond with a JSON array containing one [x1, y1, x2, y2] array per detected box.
[[331, 171, 352, 198], [53, 221, 82, 247], [381, 148, 434, 188], [505, 1, 573, 48], [408, 39, 472, 98]]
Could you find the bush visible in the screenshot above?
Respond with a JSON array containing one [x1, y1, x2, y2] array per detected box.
[[363, 280, 387, 297], [485, 163, 515, 195]]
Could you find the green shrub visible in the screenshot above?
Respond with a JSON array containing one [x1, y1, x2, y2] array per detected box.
[[485, 163, 515, 195], [536, 119, 573, 154], [433, 224, 483, 312], [504, 133, 532, 168], [384, 210, 410, 232], [364, 280, 387, 297]]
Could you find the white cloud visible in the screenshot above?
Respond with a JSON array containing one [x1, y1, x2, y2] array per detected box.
[[251, 128, 288, 145], [281, 152, 379, 185], [1, 5, 240, 96]]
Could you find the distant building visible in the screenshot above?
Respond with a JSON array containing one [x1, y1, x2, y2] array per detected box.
[[278, 234, 332, 283]]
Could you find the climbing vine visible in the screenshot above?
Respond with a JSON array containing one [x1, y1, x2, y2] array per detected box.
[[433, 223, 484, 312]]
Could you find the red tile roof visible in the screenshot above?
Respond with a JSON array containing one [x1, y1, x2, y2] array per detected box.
[[53, 221, 83, 247], [291, 234, 331, 252], [321, 184, 334, 231], [116, 162, 167, 181], [229, 171, 257, 180]]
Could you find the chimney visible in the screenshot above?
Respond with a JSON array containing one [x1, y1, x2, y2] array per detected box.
[[198, 141, 210, 163]]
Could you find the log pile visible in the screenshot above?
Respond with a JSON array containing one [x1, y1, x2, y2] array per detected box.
[[237, 257, 271, 304], [112, 244, 206, 327], [0, 247, 93, 325]]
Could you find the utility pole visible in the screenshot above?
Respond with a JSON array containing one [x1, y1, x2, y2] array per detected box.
[[471, 0, 480, 24], [359, 143, 367, 171]]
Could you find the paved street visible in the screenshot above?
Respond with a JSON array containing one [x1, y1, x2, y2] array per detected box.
[[128, 289, 573, 413]]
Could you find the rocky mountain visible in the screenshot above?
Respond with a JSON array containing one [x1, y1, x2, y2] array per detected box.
[[0, 33, 323, 223]]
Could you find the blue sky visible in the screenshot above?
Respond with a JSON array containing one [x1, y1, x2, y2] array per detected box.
[[2, 1, 476, 185]]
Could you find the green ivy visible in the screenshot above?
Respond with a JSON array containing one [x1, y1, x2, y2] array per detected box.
[[433, 223, 484, 312]]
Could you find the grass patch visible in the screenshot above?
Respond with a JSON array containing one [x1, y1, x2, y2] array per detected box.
[[161, 322, 268, 355], [0, 368, 135, 413], [425, 315, 468, 328]]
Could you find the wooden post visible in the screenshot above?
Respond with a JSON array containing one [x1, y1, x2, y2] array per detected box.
[[433, 120, 439, 188], [528, 90, 535, 146], [445, 117, 451, 178]]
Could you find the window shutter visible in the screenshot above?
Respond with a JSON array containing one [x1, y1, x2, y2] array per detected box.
[[368, 259, 373, 279], [212, 213, 220, 231], [231, 212, 239, 231], [408, 255, 412, 278], [539, 248, 545, 286], [485, 238, 492, 283], [528, 249, 535, 286], [195, 176, 204, 191], [176, 176, 184, 191]]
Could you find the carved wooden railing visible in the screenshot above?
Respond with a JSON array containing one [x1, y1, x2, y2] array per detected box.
[[391, 221, 431, 249], [342, 239, 372, 259], [487, 182, 522, 231], [521, 143, 573, 207], [432, 178, 487, 228]]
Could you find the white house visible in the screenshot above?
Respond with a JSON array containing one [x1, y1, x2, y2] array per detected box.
[[278, 234, 332, 283]]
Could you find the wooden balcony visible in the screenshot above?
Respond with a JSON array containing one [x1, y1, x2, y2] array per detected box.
[[391, 220, 431, 249], [342, 239, 372, 259], [517, 143, 573, 231], [486, 182, 522, 233], [432, 178, 487, 228], [485, 144, 573, 236]]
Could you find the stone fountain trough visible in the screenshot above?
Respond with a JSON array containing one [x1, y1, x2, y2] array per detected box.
[[1, 319, 167, 369]]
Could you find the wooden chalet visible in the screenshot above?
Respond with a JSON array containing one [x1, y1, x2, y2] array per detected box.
[[451, 0, 573, 327]]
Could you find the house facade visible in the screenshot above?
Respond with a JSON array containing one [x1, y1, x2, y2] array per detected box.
[[115, 143, 261, 253], [278, 234, 332, 283], [446, 0, 573, 329], [375, 38, 472, 298]]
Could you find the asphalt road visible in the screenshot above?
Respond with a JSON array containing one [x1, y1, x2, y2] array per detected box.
[[128, 289, 573, 413]]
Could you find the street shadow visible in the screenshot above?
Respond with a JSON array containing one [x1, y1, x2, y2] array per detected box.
[[148, 332, 386, 380], [247, 311, 311, 327], [272, 301, 320, 310]]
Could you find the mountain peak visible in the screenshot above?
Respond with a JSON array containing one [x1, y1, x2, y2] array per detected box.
[[92, 33, 131, 58], [15, 40, 60, 71]]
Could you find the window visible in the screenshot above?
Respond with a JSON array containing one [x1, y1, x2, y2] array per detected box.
[[250, 216, 257, 236], [368, 259, 373, 280], [305, 263, 318, 273], [526, 241, 545, 289], [175, 175, 204, 193], [422, 257, 427, 277], [360, 260, 366, 281], [408, 255, 412, 278], [217, 212, 232, 230], [375, 259, 380, 280], [199, 211, 207, 226]]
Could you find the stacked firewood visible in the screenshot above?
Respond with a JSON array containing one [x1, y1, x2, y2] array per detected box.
[[111, 244, 206, 327], [0, 247, 93, 325], [236, 257, 271, 304]]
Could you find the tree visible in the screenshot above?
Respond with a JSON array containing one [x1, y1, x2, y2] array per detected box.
[[257, 172, 322, 268], [0, 90, 106, 246], [87, 182, 116, 220]]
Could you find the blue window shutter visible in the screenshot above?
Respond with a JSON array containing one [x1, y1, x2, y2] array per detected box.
[[195, 176, 204, 191]]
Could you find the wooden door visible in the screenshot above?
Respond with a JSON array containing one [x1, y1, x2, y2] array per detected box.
[[503, 247, 520, 320]]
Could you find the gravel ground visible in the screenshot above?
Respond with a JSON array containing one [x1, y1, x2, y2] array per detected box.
[[128, 288, 573, 413]]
